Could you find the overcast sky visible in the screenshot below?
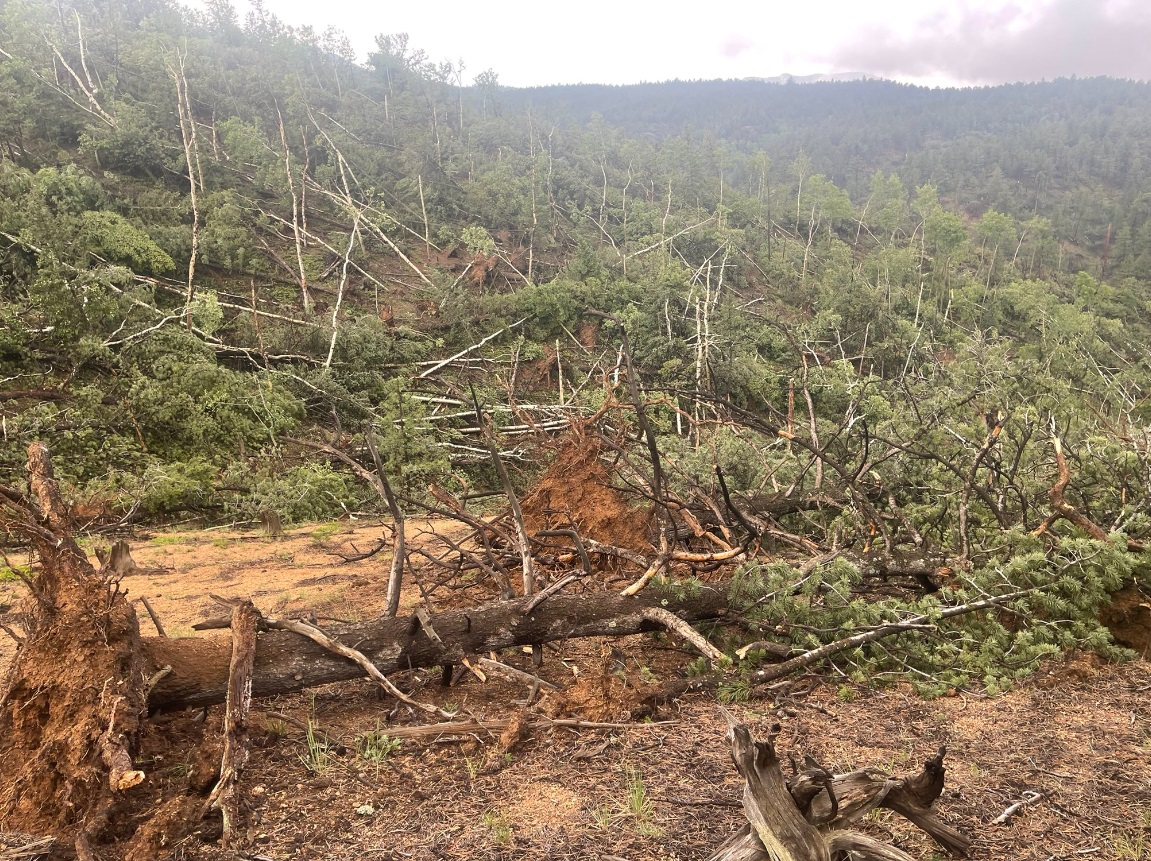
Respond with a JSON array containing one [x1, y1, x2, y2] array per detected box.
[[208, 0, 1151, 88]]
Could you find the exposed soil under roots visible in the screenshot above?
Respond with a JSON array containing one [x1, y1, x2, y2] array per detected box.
[[521, 426, 653, 571], [1101, 581, 1151, 657], [0, 447, 148, 851]]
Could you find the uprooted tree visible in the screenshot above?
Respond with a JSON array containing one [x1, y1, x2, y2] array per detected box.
[[0, 398, 1144, 856], [1, 314, 1150, 856], [0, 444, 148, 856]]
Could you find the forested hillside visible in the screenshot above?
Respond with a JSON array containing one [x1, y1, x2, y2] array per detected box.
[[2, 0, 1150, 685], [3, 6, 1151, 856]]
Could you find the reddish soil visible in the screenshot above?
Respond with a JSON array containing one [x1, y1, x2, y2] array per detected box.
[[522, 428, 653, 569], [1101, 582, 1151, 657], [2, 519, 1150, 859]]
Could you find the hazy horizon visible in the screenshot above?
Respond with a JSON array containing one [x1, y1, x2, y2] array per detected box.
[[189, 0, 1151, 90]]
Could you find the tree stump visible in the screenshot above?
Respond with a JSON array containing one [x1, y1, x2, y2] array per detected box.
[[707, 719, 971, 861]]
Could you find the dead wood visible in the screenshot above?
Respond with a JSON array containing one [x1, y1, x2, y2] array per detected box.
[[137, 595, 167, 637], [585, 309, 668, 521], [795, 748, 971, 857], [707, 720, 967, 861], [96, 539, 137, 574], [0, 832, 55, 860], [95, 540, 167, 579], [1035, 433, 1108, 541], [258, 509, 283, 537], [476, 656, 559, 690], [298, 435, 407, 615], [262, 613, 454, 718], [641, 605, 725, 662], [365, 430, 407, 617], [468, 388, 537, 660], [991, 790, 1041, 825], [1033, 432, 1145, 551], [336, 715, 678, 742], [145, 586, 731, 710], [708, 722, 833, 861], [202, 600, 258, 846]]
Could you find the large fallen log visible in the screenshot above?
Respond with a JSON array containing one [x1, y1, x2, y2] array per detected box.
[[144, 586, 731, 710]]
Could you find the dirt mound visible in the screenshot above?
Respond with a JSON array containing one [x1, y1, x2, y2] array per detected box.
[[521, 427, 653, 565], [540, 647, 660, 722]]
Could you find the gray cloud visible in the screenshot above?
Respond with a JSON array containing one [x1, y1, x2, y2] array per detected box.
[[827, 0, 1151, 84]]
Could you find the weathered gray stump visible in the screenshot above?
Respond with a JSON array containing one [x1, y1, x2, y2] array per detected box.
[[707, 721, 971, 861]]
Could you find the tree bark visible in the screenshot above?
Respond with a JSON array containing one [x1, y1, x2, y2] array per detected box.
[[144, 586, 730, 710]]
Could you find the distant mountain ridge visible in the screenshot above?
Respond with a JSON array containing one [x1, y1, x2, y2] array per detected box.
[[747, 72, 882, 84]]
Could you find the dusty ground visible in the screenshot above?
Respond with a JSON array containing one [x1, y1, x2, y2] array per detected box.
[[2, 520, 1150, 860]]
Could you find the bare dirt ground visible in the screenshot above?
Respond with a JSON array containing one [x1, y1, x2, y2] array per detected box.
[[2, 520, 1150, 860]]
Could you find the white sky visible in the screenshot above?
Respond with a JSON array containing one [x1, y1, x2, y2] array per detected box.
[[205, 0, 1151, 88]]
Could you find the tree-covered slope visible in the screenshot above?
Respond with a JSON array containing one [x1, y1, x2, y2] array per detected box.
[[0, 0, 1149, 552]]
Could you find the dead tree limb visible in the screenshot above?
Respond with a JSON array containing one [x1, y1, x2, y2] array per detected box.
[[365, 429, 406, 617], [535, 529, 593, 576], [137, 596, 167, 637], [641, 606, 725, 663], [708, 720, 933, 861], [294, 436, 407, 615], [475, 657, 560, 692], [1031, 431, 1145, 551], [263, 615, 455, 718], [586, 309, 668, 522], [797, 748, 971, 857], [708, 721, 834, 861], [417, 317, 527, 378], [958, 412, 1006, 560], [471, 390, 536, 599], [471, 388, 543, 663]]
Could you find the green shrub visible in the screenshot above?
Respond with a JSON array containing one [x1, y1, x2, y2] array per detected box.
[[226, 461, 365, 525]]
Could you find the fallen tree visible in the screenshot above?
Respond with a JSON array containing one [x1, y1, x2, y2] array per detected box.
[[0, 442, 741, 853], [0, 437, 1127, 857], [145, 585, 731, 710]]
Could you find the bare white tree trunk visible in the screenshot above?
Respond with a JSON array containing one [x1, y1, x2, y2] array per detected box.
[[325, 215, 360, 368], [277, 107, 312, 314], [169, 51, 201, 328]]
